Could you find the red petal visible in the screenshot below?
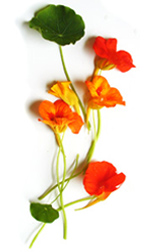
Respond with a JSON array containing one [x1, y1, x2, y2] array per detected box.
[[93, 37, 117, 59], [106, 38, 117, 53], [104, 172, 126, 192], [83, 161, 117, 196], [115, 50, 135, 72], [93, 37, 109, 58]]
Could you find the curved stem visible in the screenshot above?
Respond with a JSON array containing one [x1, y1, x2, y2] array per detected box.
[[57, 195, 95, 211], [59, 45, 86, 120], [38, 154, 79, 200], [50, 154, 79, 205], [29, 223, 46, 249]]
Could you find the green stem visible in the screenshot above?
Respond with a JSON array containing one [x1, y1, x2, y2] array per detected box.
[[57, 195, 95, 211], [59, 45, 71, 82], [92, 110, 97, 138], [29, 223, 46, 249], [50, 154, 79, 205], [56, 142, 61, 191], [86, 109, 101, 163], [96, 109, 101, 139], [38, 154, 79, 200], [56, 133, 67, 239], [59, 45, 86, 120]]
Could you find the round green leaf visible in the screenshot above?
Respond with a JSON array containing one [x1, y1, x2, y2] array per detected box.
[[30, 203, 59, 223], [29, 4, 85, 45]]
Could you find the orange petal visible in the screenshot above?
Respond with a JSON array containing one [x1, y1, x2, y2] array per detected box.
[[102, 87, 126, 107], [39, 100, 55, 120], [86, 76, 110, 97], [54, 99, 72, 118], [68, 112, 84, 134], [87, 87, 125, 109]]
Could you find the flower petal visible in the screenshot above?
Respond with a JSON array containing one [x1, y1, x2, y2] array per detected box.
[[39, 100, 55, 120], [93, 37, 117, 58], [104, 173, 126, 192], [106, 38, 117, 53], [115, 50, 135, 72], [54, 99, 72, 118], [86, 76, 110, 97], [49, 81, 80, 114], [102, 87, 126, 107], [93, 36, 109, 58], [83, 161, 117, 196], [67, 112, 84, 134], [83, 161, 126, 197], [87, 88, 125, 109]]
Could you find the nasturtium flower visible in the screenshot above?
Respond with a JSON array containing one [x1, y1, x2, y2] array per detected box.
[[86, 76, 125, 123], [86, 76, 125, 108], [48, 81, 80, 114], [83, 161, 126, 207], [38, 100, 83, 135], [93, 36, 135, 72]]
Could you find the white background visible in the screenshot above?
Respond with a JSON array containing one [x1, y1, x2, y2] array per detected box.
[[1, 0, 150, 251]]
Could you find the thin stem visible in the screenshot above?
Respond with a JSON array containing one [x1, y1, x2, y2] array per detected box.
[[57, 195, 95, 211], [86, 109, 101, 163], [59, 45, 71, 82], [50, 154, 79, 205], [96, 109, 101, 139], [59, 45, 86, 120], [56, 133, 67, 239], [38, 154, 79, 200], [92, 110, 97, 139], [56, 143, 61, 191], [29, 223, 46, 249]]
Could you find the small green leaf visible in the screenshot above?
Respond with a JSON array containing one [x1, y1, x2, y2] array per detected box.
[[29, 4, 85, 45], [30, 203, 59, 223]]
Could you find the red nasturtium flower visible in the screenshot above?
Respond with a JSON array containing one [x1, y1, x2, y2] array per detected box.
[[83, 161, 126, 207], [86, 75, 125, 122], [38, 99, 84, 135], [93, 36, 135, 72]]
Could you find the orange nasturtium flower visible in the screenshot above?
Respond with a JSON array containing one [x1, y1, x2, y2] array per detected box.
[[93, 36, 135, 72], [38, 100, 83, 136], [86, 75, 125, 122], [48, 81, 80, 115], [83, 161, 126, 208]]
